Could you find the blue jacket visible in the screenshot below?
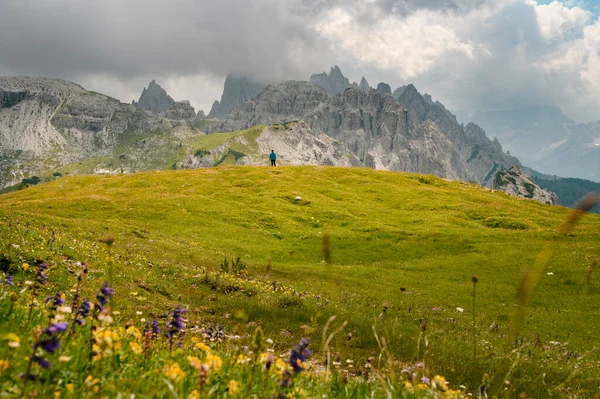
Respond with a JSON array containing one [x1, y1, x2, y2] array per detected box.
[[269, 152, 276, 160]]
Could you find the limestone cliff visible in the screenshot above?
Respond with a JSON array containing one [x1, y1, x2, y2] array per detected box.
[[208, 74, 266, 119]]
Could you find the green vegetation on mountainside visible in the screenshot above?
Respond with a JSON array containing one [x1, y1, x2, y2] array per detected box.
[[1, 166, 600, 396]]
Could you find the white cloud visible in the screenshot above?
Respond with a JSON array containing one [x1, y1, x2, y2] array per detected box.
[[532, 0, 590, 41], [316, 7, 474, 77]]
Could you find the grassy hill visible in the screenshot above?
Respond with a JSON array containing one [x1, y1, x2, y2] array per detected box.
[[2, 166, 600, 396]]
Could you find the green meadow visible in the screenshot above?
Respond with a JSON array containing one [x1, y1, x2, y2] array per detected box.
[[1, 166, 600, 397]]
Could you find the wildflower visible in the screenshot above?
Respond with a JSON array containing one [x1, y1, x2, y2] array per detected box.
[[5, 333, 20, 349], [289, 338, 311, 373], [3, 275, 13, 286], [66, 384, 74, 394], [0, 360, 8, 373], [187, 356, 202, 370], [84, 375, 99, 389], [206, 353, 223, 371], [95, 282, 113, 312], [227, 380, 240, 394], [201, 324, 224, 342], [58, 356, 71, 363], [23, 263, 30, 271], [163, 362, 186, 382], [126, 326, 142, 340], [421, 376, 431, 386], [45, 322, 69, 335], [75, 299, 92, 325], [144, 319, 160, 338], [95, 329, 121, 352], [456, 307, 464, 313], [31, 355, 51, 369], [188, 390, 200, 399], [433, 375, 448, 390], [195, 342, 211, 353], [47, 291, 65, 311], [129, 342, 143, 355], [57, 305, 72, 314], [167, 306, 186, 338], [35, 263, 48, 285]]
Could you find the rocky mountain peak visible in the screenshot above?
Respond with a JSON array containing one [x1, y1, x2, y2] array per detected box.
[[309, 65, 358, 96], [208, 74, 266, 119], [134, 80, 175, 114], [376, 82, 392, 96], [359, 77, 370, 92], [493, 166, 559, 205]]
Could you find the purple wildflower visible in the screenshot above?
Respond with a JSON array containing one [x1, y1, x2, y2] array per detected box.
[[421, 376, 431, 385], [289, 338, 311, 373], [4, 275, 13, 286], [34, 335, 61, 354], [31, 355, 51, 370], [75, 298, 92, 325], [95, 282, 113, 312], [35, 263, 48, 285], [201, 324, 224, 342], [166, 306, 186, 339], [46, 291, 65, 312], [144, 319, 160, 338], [44, 322, 69, 334]]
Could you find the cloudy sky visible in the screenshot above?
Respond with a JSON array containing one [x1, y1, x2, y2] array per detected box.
[[1, 0, 600, 122]]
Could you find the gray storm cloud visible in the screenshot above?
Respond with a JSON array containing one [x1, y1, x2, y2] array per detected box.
[[1, 0, 599, 122], [0, 0, 325, 81]]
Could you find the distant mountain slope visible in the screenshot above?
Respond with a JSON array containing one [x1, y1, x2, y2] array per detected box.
[[0, 70, 522, 198], [205, 71, 519, 186], [465, 105, 600, 182], [0, 77, 203, 188], [525, 168, 600, 212]]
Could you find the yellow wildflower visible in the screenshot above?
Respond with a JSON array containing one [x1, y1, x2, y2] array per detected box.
[[235, 354, 249, 364], [22, 263, 29, 271], [95, 329, 121, 352], [164, 362, 186, 382], [66, 384, 74, 394], [92, 344, 102, 361], [84, 375, 99, 389], [126, 326, 142, 341], [227, 380, 240, 395], [187, 356, 202, 370], [59, 356, 71, 363], [54, 391, 61, 398], [274, 358, 289, 377], [129, 342, 142, 355], [195, 342, 211, 353], [206, 353, 223, 371], [417, 383, 429, 390], [5, 333, 20, 349], [433, 375, 448, 390], [187, 390, 200, 399], [0, 360, 9, 373], [442, 389, 463, 399]]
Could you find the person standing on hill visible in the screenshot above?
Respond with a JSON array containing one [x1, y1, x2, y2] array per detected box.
[[269, 150, 277, 166]]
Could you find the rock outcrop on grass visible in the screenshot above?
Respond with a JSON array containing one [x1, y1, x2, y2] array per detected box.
[[493, 166, 559, 205]]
